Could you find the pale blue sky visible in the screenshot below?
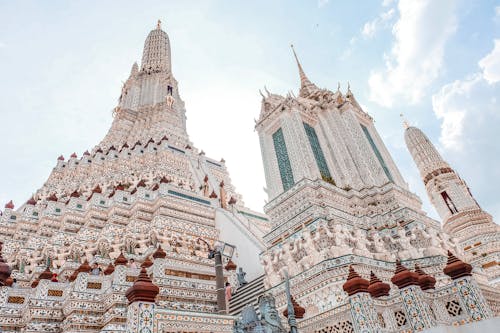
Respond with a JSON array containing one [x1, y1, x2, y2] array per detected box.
[[1, 0, 499, 223]]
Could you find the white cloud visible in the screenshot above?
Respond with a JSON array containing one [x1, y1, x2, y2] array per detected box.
[[431, 72, 500, 219], [433, 36, 500, 151], [368, 0, 457, 107], [432, 74, 481, 150], [479, 39, 500, 84], [318, 0, 329, 8], [382, 0, 395, 7], [429, 8, 500, 219], [362, 8, 395, 38], [339, 37, 357, 60]]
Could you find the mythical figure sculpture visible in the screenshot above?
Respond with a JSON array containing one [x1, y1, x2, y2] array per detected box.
[[282, 242, 300, 276], [237, 267, 248, 287], [313, 224, 335, 259], [259, 294, 286, 333], [331, 223, 351, 256], [352, 229, 371, 257], [297, 230, 319, 269], [237, 305, 260, 332], [412, 226, 443, 257], [260, 253, 280, 288], [369, 228, 394, 261], [232, 294, 286, 333], [394, 227, 419, 260]]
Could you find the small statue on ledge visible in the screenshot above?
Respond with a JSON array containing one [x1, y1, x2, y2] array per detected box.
[[237, 267, 248, 287]]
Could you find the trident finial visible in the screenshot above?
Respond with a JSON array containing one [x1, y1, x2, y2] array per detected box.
[[337, 82, 341, 92], [400, 113, 409, 129], [157, 19, 162, 30]]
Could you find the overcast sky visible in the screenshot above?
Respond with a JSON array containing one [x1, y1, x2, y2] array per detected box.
[[1, 0, 499, 224]]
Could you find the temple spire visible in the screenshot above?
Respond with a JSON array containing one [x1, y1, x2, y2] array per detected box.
[[141, 20, 171, 73], [290, 44, 318, 97]]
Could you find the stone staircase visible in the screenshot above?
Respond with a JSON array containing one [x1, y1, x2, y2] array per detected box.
[[229, 275, 265, 315]]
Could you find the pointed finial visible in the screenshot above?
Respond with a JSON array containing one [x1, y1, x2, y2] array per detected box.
[[400, 113, 409, 129], [290, 44, 304, 76], [157, 19, 162, 30], [346, 82, 353, 97], [290, 44, 317, 98], [264, 85, 270, 96], [337, 82, 341, 92]]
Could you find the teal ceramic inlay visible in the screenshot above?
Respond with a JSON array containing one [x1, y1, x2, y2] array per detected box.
[[361, 124, 393, 182], [303, 122, 332, 181], [272, 128, 295, 191]]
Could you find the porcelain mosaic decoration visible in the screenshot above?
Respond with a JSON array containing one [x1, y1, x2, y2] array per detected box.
[[0, 21, 498, 333]]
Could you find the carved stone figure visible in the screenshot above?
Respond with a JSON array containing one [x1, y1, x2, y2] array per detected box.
[[394, 227, 420, 260], [237, 267, 248, 287], [352, 229, 371, 257], [313, 224, 336, 259], [259, 294, 286, 333], [425, 228, 447, 256], [331, 223, 351, 256], [260, 253, 280, 288], [233, 294, 286, 333], [370, 229, 394, 261]]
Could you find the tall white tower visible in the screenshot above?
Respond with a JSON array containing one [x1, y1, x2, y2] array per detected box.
[[404, 125, 497, 237], [255, 46, 444, 282], [257, 46, 407, 202], [101, 20, 189, 148], [405, 125, 499, 279], [252, 47, 491, 319]]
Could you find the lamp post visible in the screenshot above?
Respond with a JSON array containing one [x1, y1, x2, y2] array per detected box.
[[198, 238, 235, 314]]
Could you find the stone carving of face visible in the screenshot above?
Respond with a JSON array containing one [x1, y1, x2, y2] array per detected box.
[[259, 294, 283, 328]]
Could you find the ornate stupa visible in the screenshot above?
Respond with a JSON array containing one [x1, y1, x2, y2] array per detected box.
[[0, 21, 268, 333], [0, 22, 499, 333], [246, 45, 499, 332]]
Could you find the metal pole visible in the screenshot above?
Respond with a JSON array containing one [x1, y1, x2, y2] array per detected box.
[[215, 250, 226, 314], [285, 271, 298, 333]]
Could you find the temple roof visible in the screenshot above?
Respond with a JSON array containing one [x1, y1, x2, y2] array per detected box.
[[125, 267, 159, 304], [343, 265, 369, 296], [443, 251, 472, 280], [368, 271, 390, 298], [391, 260, 420, 289]]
